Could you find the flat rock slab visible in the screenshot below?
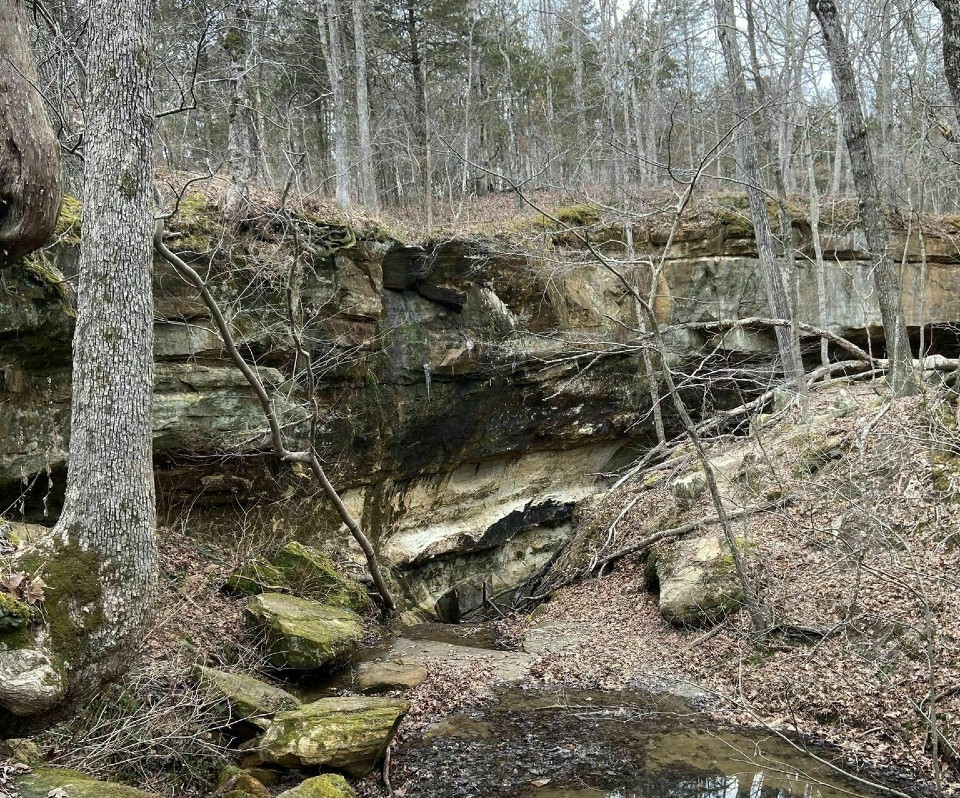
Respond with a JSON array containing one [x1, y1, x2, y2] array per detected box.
[[195, 666, 300, 727], [254, 695, 409, 776], [20, 768, 158, 798], [354, 657, 428, 693], [245, 593, 364, 670]]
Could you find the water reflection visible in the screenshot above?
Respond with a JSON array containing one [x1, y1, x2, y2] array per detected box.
[[395, 687, 887, 798]]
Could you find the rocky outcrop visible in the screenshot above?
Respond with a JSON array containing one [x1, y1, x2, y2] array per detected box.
[[3, 193, 960, 620], [252, 695, 409, 776], [244, 593, 364, 670]]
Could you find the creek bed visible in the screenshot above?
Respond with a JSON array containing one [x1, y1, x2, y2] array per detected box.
[[389, 685, 894, 798]]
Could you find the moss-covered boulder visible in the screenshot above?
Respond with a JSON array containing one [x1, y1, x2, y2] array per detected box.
[[244, 593, 364, 670], [656, 532, 745, 627], [224, 561, 287, 596], [253, 696, 409, 776], [277, 774, 356, 798], [271, 542, 370, 612], [19, 768, 158, 798], [195, 666, 301, 728], [354, 657, 427, 693]]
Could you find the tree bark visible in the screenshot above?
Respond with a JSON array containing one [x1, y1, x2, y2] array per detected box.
[[811, 0, 917, 396], [224, 0, 263, 218], [715, 0, 805, 390], [52, 0, 157, 694], [321, 0, 351, 209], [352, 0, 377, 210], [0, 0, 63, 262], [405, 0, 432, 225], [933, 0, 960, 117]]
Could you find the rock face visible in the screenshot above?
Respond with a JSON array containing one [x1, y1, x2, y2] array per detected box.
[[254, 695, 409, 776], [3, 195, 960, 619], [244, 593, 365, 670]]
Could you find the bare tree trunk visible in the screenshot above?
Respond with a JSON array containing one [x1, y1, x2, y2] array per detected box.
[[715, 0, 805, 391], [405, 0, 432, 226], [811, 0, 917, 396], [831, 120, 844, 195], [353, 0, 377, 210], [0, 0, 63, 262], [933, 0, 960, 118], [224, 0, 263, 218], [805, 123, 831, 368], [53, 0, 157, 696], [321, 0, 351, 208]]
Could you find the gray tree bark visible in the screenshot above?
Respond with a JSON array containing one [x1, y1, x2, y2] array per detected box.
[[321, 0, 351, 209], [352, 0, 377, 210], [933, 0, 960, 117], [0, 0, 63, 262], [52, 0, 157, 694], [224, 0, 263, 218], [715, 0, 805, 390], [811, 0, 917, 396]]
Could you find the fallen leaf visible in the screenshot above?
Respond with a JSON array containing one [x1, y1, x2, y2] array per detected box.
[[531, 778, 552, 788]]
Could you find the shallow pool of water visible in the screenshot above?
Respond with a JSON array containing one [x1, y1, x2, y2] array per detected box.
[[392, 686, 897, 798]]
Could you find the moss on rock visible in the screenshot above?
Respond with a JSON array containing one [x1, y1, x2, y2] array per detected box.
[[270, 542, 370, 612], [195, 665, 300, 727], [19, 768, 158, 798], [244, 593, 364, 670], [225, 560, 287, 596], [254, 695, 409, 776], [0, 592, 38, 632], [277, 774, 356, 798]]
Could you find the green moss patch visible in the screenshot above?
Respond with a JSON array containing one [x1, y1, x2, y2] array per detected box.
[[20, 767, 159, 798]]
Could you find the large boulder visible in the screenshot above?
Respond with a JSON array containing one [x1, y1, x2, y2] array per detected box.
[[277, 774, 355, 798], [270, 542, 370, 612], [19, 768, 158, 798], [195, 666, 300, 728], [253, 696, 409, 776], [244, 593, 364, 670], [656, 532, 745, 627]]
